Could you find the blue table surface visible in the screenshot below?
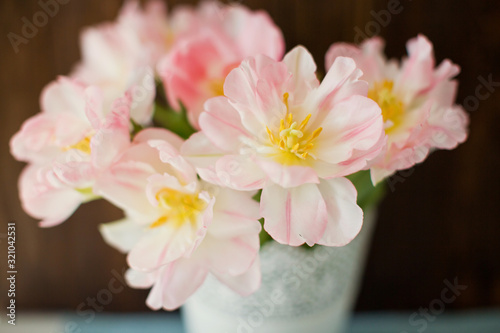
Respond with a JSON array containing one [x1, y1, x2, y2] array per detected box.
[[59, 310, 500, 333]]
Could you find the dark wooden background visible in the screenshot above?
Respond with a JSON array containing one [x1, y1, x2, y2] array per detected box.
[[1, 0, 499, 314]]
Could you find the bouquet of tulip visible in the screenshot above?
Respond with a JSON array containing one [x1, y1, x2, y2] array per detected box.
[[10, 0, 468, 313]]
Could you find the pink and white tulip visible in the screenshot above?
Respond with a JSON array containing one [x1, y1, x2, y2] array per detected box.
[[158, 1, 285, 129], [11, 77, 91, 165], [73, 1, 164, 125], [99, 131, 262, 310], [183, 46, 385, 247], [326, 35, 469, 183], [11, 78, 138, 226]]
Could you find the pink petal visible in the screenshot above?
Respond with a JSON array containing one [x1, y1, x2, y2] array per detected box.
[[225, 5, 285, 60], [224, 55, 289, 135], [215, 155, 267, 190], [396, 35, 435, 102], [133, 128, 185, 150], [261, 183, 328, 246], [99, 217, 145, 253], [282, 46, 320, 104], [41, 76, 87, 118], [309, 56, 368, 111], [148, 139, 197, 185], [52, 160, 95, 188], [181, 132, 225, 166], [128, 67, 156, 125], [209, 187, 261, 239], [93, 160, 156, 216], [427, 105, 469, 149], [10, 111, 91, 164], [198, 189, 261, 276], [149, 260, 208, 311], [90, 94, 132, 170], [325, 37, 387, 83], [313, 95, 384, 169], [255, 157, 318, 188], [125, 268, 157, 289], [201, 232, 259, 276], [199, 96, 250, 152], [84, 86, 105, 129], [370, 167, 395, 185], [325, 43, 361, 70], [316, 178, 363, 246], [19, 164, 83, 227], [212, 256, 261, 296]]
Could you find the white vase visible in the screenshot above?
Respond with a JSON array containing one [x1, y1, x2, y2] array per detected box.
[[182, 209, 377, 333]]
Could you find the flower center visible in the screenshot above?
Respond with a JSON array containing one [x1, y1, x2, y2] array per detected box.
[[368, 80, 404, 132], [206, 63, 240, 97], [150, 188, 207, 228], [266, 93, 322, 164], [208, 78, 225, 97], [63, 135, 92, 154]]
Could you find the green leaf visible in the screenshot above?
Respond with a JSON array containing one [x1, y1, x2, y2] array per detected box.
[[130, 118, 144, 137], [153, 103, 196, 139], [347, 170, 387, 210], [258, 218, 274, 245]]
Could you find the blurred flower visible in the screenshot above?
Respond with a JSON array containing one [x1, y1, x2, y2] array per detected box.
[[72, 1, 164, 125], [11, 79, 135, 226], [183, 46, 384, 246], [99, 130, 261, 310], [326, 35, 469, 183], [11, 77, 90, 165], [158, 1, 285, 129]]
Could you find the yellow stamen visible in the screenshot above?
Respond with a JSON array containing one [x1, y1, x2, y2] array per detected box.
[[266, 126, 276, 144], [150, 216, 168, 229], [265, 110, 322, 164], [208, 78, 225, 97], [279, 119, 285, 133], [283, 92, 290, 110], [303, 143, 314, 151], [150, 188, 207, 229], [368, 80, 405, 132], [307, 127, 323, 143], [63, 135, 92, 154], [298, 114, 311, 130]]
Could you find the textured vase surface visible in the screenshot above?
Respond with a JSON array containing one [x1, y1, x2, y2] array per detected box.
[[182, 210, 377, 333]]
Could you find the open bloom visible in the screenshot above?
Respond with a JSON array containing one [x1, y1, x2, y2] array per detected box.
[[99, 130, 261, 309], [10, 71, 154, 165], [158, 1, 285, 129], [11, 77, 94, 165], [183, 46, 384, 246], [10, 78, 141, 226], [326, 35, 469, 183]]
